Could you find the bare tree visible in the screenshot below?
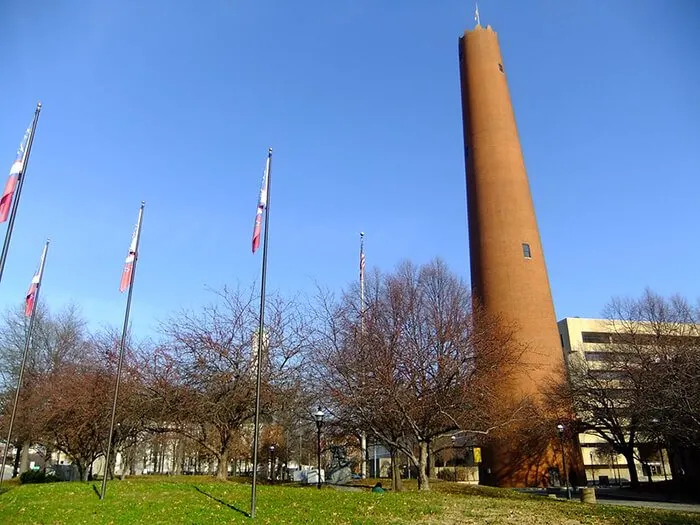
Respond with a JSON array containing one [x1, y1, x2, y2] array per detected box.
[[149, 286, 310, 480], [314, 259, 524, 491], [0, 302, 88, 475], [559, 289, 700, 487]]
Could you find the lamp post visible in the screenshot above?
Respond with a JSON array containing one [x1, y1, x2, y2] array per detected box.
[[651, 418, 667, 481], [314, 408, 324, 489], [451, 435, 457, 481], [556, 424, 571, 499], [269, 445, 275, 483]]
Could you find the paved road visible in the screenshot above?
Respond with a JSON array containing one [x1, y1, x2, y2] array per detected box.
[[598, 498, 700, 514]]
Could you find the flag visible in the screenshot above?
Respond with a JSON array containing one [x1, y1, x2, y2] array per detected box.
[[0, 128, 30, 223], [360, 237, 365, 282], [25, 271, 40, 317], [120, 220, 139, 292], [25, 243, 47, 317], [251, 158, 269, 254]]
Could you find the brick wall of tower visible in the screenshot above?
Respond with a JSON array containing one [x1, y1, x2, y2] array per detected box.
[[458, 25, 581, 487]]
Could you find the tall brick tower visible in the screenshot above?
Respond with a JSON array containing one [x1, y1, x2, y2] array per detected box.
[[458, 24, 578, 487]]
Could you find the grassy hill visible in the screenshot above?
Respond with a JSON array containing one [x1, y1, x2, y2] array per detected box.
[[0, 476, 698, 524]]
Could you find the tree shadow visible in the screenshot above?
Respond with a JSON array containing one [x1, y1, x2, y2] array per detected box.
[[92, 484, 101, 499], [193, 485, 250, 518]]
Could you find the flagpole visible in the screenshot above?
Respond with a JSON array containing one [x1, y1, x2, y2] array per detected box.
[[359, 232, 367, 479], [100, 202, 145, 501], [0, 102, 42, 285], [251, 147, 272, 519], [0, 239, 49, 488], [359, 232, 365, 332]]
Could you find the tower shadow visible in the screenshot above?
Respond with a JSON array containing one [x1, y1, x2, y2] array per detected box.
[[192, 485, 250, 518]]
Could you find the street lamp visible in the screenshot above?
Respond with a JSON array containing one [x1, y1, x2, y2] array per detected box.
[[556, 423, 571, 500], [651, 418, 667, 481], [269, 444, 275, 483], [314, 408, 324, 489], [451, 435, 457, 481]]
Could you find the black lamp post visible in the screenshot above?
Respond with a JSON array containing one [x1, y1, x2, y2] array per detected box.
[[314, 408, 324, 489], [269, 444, 275, 483], [651, 418, 667, 481], [556, 423, 571, 499], [451, 435, 457, 481]]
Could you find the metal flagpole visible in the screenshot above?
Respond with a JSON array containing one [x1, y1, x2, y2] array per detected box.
[[359, 232, 365, 333], [0, 103, 42, 285], [251, 148, 272, 519], [0, 239, 49, 487], [359, 232, 367, 479], [100, 202, 145, 500]]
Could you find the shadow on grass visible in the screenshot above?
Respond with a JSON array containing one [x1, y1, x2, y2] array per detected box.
[[193, 485, 250, 518], [92, 484, 101, 499]]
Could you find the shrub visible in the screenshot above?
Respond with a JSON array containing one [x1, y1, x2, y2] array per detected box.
[[19, 470, 59, 484]]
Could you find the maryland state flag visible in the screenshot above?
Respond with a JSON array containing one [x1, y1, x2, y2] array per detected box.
[[0, 127, 31, 223], [25, 241, 49, 317], [120, 204, 145, 292]]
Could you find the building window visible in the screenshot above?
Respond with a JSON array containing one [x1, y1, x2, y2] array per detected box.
[[522, 243, 531, 258], [582, 332, 612, 344], [498, 63, 504, 73]]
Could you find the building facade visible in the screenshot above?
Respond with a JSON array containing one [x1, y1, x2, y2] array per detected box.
[[558, 317, 672, 484]]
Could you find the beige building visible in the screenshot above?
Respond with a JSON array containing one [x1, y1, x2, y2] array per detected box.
[[557, 317, 672, 485]]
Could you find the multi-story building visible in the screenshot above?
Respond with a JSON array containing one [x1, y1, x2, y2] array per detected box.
[[558, 317, 672, 484]]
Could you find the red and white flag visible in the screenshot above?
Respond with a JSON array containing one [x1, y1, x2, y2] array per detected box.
[[251, 150, 272, 253], [25, 241, 49, 317], [119, 205, 144, 292], [0, 127, 30, 223]]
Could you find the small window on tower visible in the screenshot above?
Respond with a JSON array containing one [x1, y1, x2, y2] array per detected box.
[[498, 63, 504, 73], [522, 243, 531, 259]]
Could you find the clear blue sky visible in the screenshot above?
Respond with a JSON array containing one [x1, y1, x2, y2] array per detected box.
[[1, 0, 698, 337]]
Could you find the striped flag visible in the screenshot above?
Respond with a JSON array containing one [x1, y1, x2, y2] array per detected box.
[[251, 151, 271, 254], [119, 206, 144, 292], [0, 127, 31, 223], [360, 234, 365, 283], [25, 242, 48, 317]]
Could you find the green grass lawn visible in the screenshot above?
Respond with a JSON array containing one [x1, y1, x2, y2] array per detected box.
[[0, 476, 698, 525]]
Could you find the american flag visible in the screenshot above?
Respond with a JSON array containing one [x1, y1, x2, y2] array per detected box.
[[360, 245, 365, 281], [0, 127, 30, 223]]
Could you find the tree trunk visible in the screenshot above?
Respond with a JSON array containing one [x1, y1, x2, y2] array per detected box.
[[20, 440, 30, 474], [216, 450, 229, 480], [417, 441, 430, 491], [172, 440, 183, 475], [428, 443, 436, 479], [623, 449, 639, 488], [119, 449, 130, 480], [75, 460, 87, 481], [390, 450, 402, 492]]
